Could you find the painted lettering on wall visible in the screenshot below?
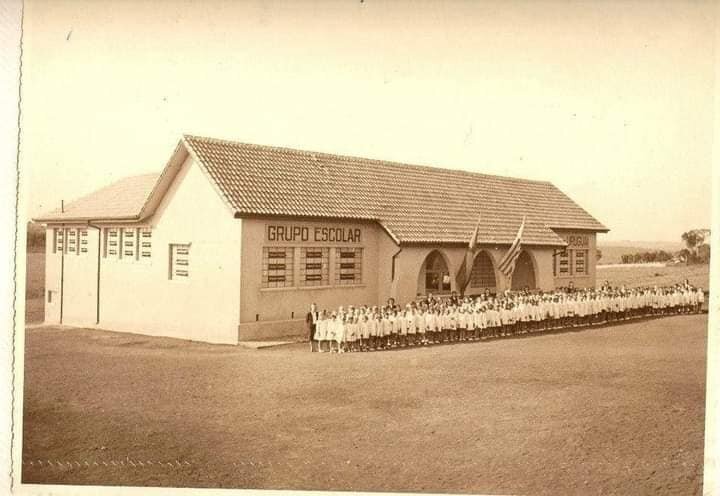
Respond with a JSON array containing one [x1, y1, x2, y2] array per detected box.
[[563, 234, 590, 248], [266, 224, 362, 243]]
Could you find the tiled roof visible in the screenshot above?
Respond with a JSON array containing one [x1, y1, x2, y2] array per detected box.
[[35, 136, 608, 245], [184, 135, 608, 245], [34, 173, 160, 222]]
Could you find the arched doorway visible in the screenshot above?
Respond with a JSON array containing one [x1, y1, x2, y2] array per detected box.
[[511, 250, 536, 290], [468, 251, 497, 293], [419, 250, 452, 295]]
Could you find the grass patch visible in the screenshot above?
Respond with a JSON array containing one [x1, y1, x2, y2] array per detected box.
[[597, 263, 709, 289]]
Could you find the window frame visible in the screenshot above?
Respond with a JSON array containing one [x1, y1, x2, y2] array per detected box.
[[169, 243, 191, 281], [335, 247, 363, 286], [66, 228, 78, 255], [574, 249, 588, 275], [299, 247, 329, 287], [101, 226, 152, 262], [262, 247, 295, 289], [53, 228, 64, 254], [78, 228, 89, 255], [555, 247, 572, 278], [122, 227, 138, 261], [104, 227, 121, 259], [139, 227, 152, 262]]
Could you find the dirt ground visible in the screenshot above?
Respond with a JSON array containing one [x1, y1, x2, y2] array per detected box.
[[21, 314, 707, 495]]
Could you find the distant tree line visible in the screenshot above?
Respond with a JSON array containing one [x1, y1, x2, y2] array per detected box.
[[619, 228, 711, 265], [620, 251, 674, 264], [27, 222, 45, 252]]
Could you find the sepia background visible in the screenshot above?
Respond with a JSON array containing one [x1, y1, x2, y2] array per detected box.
[[11, 1, 718, 495], [21, 0, 713, 243]]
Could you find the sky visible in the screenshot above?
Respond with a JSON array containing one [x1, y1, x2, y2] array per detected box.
[[20, 0, 716, 243]]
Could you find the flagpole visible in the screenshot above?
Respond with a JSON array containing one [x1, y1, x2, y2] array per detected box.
[[498, 215, 527, 293], [459, 214, 482, 297]]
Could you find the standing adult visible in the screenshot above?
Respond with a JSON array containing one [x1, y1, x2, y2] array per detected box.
[[306, 303, 319, 352], [424, 292, 435, 308]]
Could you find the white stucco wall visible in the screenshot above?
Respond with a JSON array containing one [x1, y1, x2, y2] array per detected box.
[[44, 228, 62, 324], [42, 162, 600, 345], [44, 226, 101, 325], [62, 228, 100, 324], [44, 155, 242, 344]]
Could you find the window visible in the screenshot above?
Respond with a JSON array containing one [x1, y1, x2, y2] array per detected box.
[[300, 247, 329, 286], [170, 244, 190, 279], [469, 252, 497, 289], [79, 228, 89, 254], [67, 228, 77, 254], [140, 228, 152, 259], [575, 250, 587, 275], [102, 227, 150, 262], [104, 228, 120, 259], [555, 248, 571, 277], [335, 247, 363, 285], [122, 228, 137, 259], [262, 247, 294, 288], [423, 251, 450, 293], [53, 228, 64, 254]]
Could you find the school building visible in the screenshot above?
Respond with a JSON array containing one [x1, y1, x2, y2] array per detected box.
[[34, 135, 609, 344]]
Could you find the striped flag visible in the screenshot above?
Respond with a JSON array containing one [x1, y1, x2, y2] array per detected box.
[[498, 215, 527, 279], [456, 214, 482, 295]]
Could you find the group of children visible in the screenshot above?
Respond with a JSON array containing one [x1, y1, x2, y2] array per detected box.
[[310, 282, 705, 353]]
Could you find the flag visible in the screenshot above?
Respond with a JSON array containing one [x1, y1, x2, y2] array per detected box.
[[456, 214, 482, 295], [498, 215, 526, 279]]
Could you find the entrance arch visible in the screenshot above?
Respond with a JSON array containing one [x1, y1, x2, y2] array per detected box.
[[511, 250, 537, 290], [418, 250, 452, 295], [468, 251, 497, 293]]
